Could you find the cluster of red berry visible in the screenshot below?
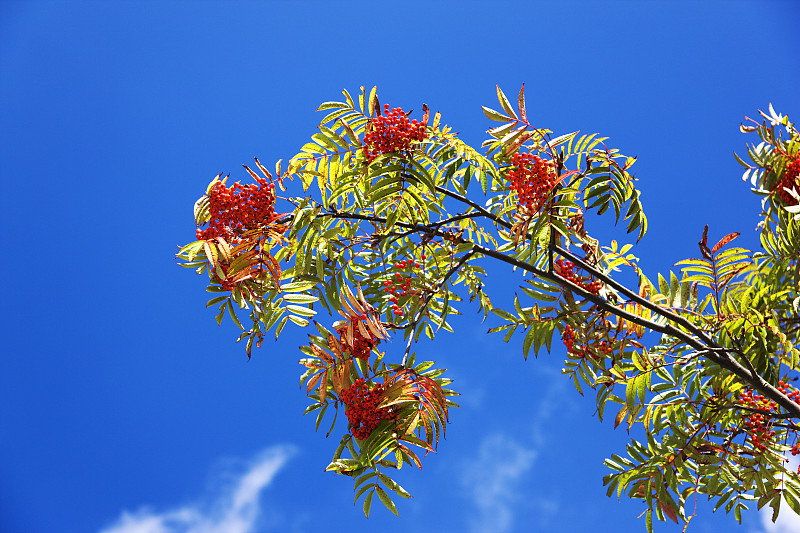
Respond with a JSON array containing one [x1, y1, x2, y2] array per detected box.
[[507, 152, 557, 212], [381, 256, 425, 317], [773, 155, 800, 206], [555, 258, 602, 295], [739, 382, 800, 452], [363, 104, 427, 163], [196, 177, 277, 242], [336, 315, 380, 360], [340, 378, 394, 440], [561, 325, 613, 359]]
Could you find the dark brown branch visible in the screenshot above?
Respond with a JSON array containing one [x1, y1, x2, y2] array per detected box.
[[284, 204, 800, 419], [401, 249, 477, 366]]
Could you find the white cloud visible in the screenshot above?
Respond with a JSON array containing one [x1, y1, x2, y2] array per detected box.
[[99, 446, 295, 533], [759, 456, 800, 533], [461, 434, 537, 533], [761, 509, 800, 533]]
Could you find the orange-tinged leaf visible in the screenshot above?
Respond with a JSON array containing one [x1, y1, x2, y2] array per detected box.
[[422, 103, 430, 127], [332, 361, 342, 394], [356, 284, 370, 308], [345, 285, 365, 314], [310, 344, 335, 365], [230, 271, 254, 283], [328, 335, 343, 358], [254, 157, 272, 179], [340, 287, 360, 317], [346, 322, 354, 349], [504, 131, 536, 156], [242, 164, 260, 181], [318, 370, 328, 403], [419, 408, 433, 447], [400, 433, 435, 454], [261, 251, 282, 285], [306, 371, 323, 396], [341, 358, 353, 390], [659, 499, 679, 524], [364, 314, 387, 340], [398, 444, 422, 469], [712, 232, 740, 254], [699, 225, 712, 260], [356, 319, 371, 340], [614, 405, 628, 429]]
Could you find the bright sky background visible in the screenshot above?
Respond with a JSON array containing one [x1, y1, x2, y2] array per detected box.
[[2, 2, 800, 533]]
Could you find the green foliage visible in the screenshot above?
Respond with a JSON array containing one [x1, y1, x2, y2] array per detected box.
[[179, 86, 800, 527]]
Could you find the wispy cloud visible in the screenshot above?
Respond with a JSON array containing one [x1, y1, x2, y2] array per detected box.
[[761, 509, 800, 533], [461, 434, 537, 533], [759, 457, 800, 533], [99, 446, 295, 533]]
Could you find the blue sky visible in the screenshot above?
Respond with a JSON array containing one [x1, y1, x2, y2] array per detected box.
[[2, 1, 800, 532]]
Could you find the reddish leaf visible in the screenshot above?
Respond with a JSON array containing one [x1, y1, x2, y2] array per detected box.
[[398, 444, 422, 469], [331, 361, 342, 394], [698, 225, 713, 260], [711, 232, 740, 254], [504, 131, 536, 156], [517, 83, 527, 123], [327, 335, 343, 358], [340, 358, 353, 390], [306, 371, 323, 396], [318, 370, 328, 403], [659, 499, 679, 524], [253, 157, 273, 179], [242, 164, 260, 182], [310, 344, 335, 365], [356, 319, 371, 340]]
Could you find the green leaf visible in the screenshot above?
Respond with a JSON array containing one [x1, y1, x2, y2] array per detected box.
[[283, 280, 319, 292], [363, 489, 374, 518], [286, 304, 317, 318], [482, 106, 512, 122], [375, 485, 399, 516], [496, 85, 518, 120], [282, 293, 320, 305], [784, 485, 800, 516], [317, 101, 350, 111]]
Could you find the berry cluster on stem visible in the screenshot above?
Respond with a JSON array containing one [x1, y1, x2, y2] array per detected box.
[[507, 152, 557, 212], [340, 378, 394, 440], [382, 256, 425, 317], [197, 177, 277, 243], [336, 315, 380, 360], [562, 324, 613, 359], [739, 382, 800, 452], [364, 104, 427, 163], [555, 258, 603, 295], [772, 154, 800, 206]]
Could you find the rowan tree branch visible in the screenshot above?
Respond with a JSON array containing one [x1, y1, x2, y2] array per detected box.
[[289, 201, 800, 418]]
